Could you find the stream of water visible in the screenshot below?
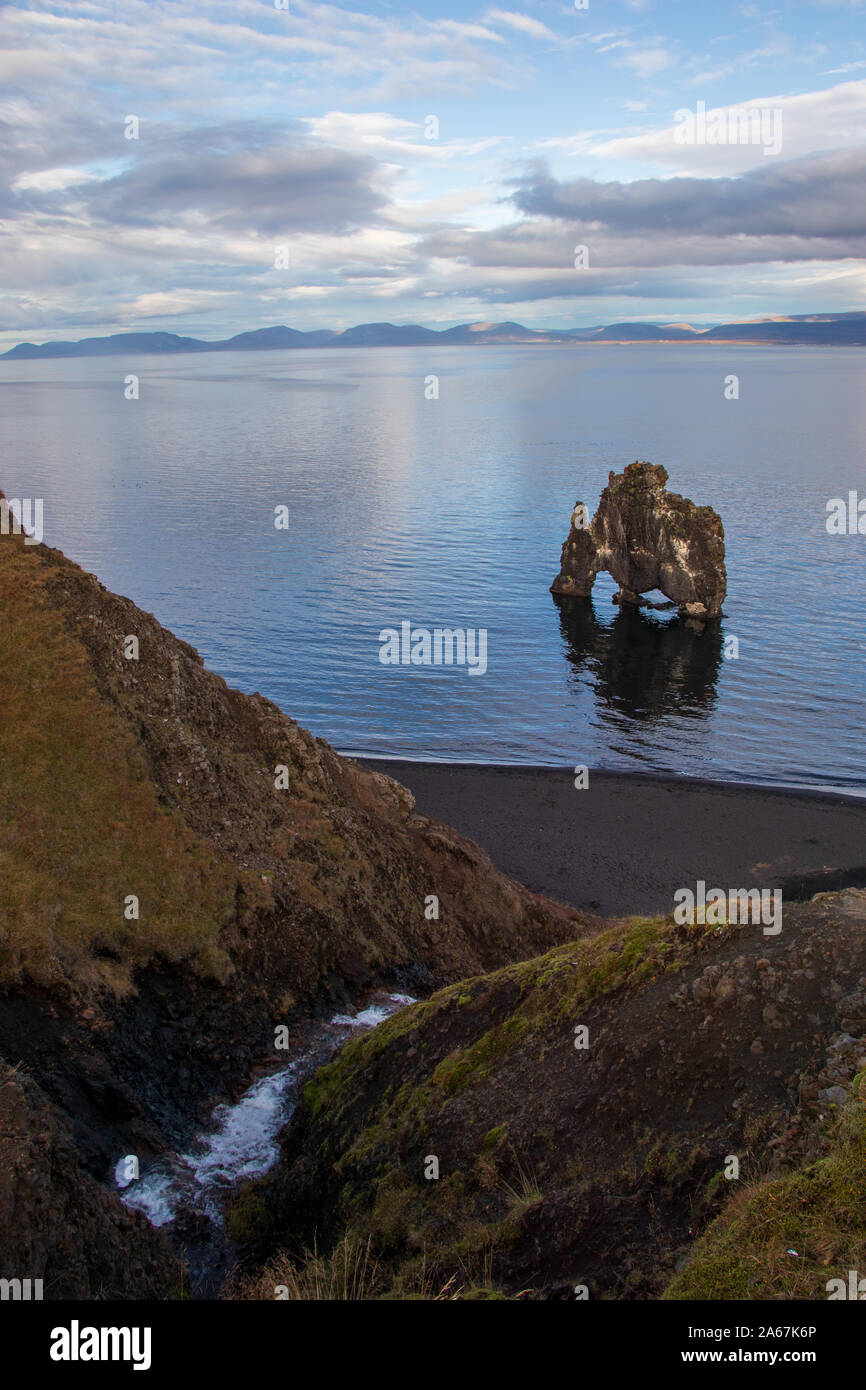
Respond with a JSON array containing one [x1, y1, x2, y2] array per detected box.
[[113, 990, 415, 1292]]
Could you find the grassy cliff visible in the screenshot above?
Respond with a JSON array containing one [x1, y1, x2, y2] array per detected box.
[[0, 505, 585, 1004]]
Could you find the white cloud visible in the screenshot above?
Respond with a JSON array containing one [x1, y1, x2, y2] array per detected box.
[[116, 289, 233, 317], [302, 111, 506, 163], [12, 167, 99, 193], [483, 10, 556, 41], [585, 79, 866, 174], [619, 47, 675, 78]]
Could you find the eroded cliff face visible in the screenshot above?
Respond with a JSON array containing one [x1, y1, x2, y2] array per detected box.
[[0, 499, 585, 1295], [0, 1060, 182, 1299], [551, 462, 727, 620]]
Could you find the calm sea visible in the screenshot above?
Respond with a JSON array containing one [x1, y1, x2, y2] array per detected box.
[[1, 344, 863, 789]]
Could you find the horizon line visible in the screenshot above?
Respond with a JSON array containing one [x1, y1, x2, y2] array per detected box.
[[5, 307, 866, 359]]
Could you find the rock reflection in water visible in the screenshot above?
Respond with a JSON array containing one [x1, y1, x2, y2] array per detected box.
[[552, 593, 723, 723]]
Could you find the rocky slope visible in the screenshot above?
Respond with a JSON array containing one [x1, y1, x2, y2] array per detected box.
[[0, 1059, 183, 1299], [0, 501, 584, 1296], [232, 890, 866, 1300]]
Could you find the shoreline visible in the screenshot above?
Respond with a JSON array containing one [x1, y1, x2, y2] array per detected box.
[[5, 339, 866, 361], [351, 754, 866, 802], [358, 759, 866, 918]]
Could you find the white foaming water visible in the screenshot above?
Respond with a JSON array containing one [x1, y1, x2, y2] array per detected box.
[[332, 993, 415, 1029], [117, 991, 415, 1229], [181, 1063, 302, 1201], [119, 1165, 183, 1227]]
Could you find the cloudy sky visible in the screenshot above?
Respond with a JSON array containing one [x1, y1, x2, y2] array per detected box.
[[1, 0, 865, 346]]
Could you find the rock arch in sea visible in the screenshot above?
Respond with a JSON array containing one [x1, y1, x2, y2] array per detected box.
[[551, 460, 727, 621]]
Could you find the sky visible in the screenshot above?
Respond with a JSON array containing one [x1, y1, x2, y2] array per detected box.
[[1, 0, 865, 346]]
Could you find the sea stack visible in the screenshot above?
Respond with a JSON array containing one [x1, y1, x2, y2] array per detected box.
[[551, 461, 726, 620]]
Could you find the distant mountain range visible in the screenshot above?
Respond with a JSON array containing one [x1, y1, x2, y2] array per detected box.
[[4, 311, 866, 358]]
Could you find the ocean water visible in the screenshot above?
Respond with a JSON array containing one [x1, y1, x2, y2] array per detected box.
[[1, 344, 863, 789]]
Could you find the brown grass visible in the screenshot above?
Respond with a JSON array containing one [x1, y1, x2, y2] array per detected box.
[[0, 529, 240, 994]]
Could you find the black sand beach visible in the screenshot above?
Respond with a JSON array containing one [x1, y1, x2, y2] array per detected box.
[[361, 761, 866, 917]]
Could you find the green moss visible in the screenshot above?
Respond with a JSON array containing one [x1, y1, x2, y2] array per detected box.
[[430, 1015, 530, 1097], [704, 1168, 727, 1206], [437, 920, 677, 1104], [482, 1125, 506, 1152], [642, 1137, 703, 1186], [664, 1100, 866, 1300], [366, 1174, 417, 1253], [225, 1179, 274, 1249], [430, 916, 683, 1095], [336, 1078, 433, 1174], [304, 995, 435, 1119]]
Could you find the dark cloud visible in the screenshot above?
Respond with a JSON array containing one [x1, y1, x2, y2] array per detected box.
[[506, 149, 866, 241], [96, 126, 389, 235], [12, 121, 394, 236], [421, 224, 866, 271], [413, 149, 866, 292]]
